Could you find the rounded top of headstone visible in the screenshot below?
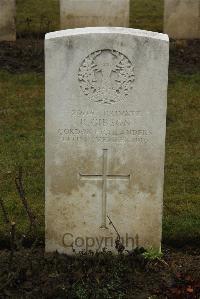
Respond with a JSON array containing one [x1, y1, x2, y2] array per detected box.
[[45, 27, 169, 42]]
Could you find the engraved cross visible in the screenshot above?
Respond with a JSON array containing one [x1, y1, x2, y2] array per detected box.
[[79, 149, 130, 228]]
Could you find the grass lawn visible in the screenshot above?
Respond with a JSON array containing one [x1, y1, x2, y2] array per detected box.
[[0, 71, 45, 242], [130, 0, 164, 32], [16, 0, 60, 35], [16, 0, 164, 34], [0, 69, 199, 246], [164, 72, 200, 246], [0, 0, 199, 247]]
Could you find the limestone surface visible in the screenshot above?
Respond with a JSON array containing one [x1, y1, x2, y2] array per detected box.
[[164, 0, 200, 39], [45, 27, 169, 254], [60, 0, 130, 29], [0, 0, 16, 41]]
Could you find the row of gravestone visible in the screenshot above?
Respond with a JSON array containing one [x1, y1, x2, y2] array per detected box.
[[0, 0, 200, 41]]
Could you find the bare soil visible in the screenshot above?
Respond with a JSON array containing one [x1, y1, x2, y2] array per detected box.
[[0, 245, 200, 298], [0, 39, 200, 74], [0, 39, 44, 73]]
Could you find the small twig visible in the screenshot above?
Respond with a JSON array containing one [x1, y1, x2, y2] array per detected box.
[[15, 167, 37, 230], [0, 272, 17, 292], [158, 258, 169, 267], [9, 221, 16, 267], [0, 197, 9, 224], [107, 215, 120, 240], [46, 20, 51, 33], [107, 215, 125, 253], [26, 17, 32, 33]]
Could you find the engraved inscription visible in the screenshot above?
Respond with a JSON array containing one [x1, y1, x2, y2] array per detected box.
[[79, 149, 130, 228], [78, 49, 135, 104], [58, 109, 152, 144]]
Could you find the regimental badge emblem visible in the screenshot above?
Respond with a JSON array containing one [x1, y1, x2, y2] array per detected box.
[[78, 49, 135, 104]]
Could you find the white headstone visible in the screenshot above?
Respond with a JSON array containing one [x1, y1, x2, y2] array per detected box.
[[164, 0, 200, 39], [60, 0, 130, 29], [45, 27, 169, 254], [0, 0, 16, 41]]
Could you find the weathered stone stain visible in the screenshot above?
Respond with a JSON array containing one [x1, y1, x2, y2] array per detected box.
[[45, 28, 169, 254]]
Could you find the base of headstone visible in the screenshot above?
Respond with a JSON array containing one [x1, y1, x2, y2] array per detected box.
[[60, 0, 130, 29], [164, 0, 200, 40], [0, 0, 16, 42]]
